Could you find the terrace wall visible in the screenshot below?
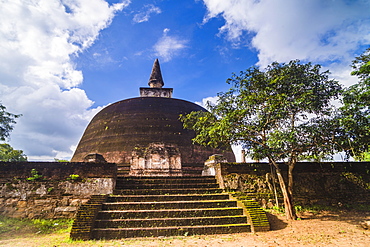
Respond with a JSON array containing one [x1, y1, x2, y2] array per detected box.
[[0, 162, 116, 219], [216, 162, 370, 208]]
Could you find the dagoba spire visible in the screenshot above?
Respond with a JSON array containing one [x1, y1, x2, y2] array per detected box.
[[148, 58, 164, 88], [140, 58, 172, 98]]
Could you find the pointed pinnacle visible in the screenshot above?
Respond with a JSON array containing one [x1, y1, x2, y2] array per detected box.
[[148, 58, 164, 88]]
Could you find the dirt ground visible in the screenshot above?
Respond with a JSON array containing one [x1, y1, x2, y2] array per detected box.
[[0, 210, 369, 247]]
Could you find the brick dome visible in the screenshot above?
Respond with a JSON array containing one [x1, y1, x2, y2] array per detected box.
[[71, 96, 235, 164]]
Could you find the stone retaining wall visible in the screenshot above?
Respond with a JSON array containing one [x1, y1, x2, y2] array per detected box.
[[215, 162, 370, 208], [0, 162, 116, 219]]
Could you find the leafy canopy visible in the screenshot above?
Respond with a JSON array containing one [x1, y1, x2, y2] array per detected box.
[[181, 60, 342, 163], [0, 104, 21, 141], [338, 47, 370, 160], [0, 143, 27, 162]]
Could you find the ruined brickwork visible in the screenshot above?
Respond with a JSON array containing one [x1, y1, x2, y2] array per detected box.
[[1, 161, 369, 220], [130, 143, 182, 176], [217, 162, 370, 208], [0, 162, 116, 219]]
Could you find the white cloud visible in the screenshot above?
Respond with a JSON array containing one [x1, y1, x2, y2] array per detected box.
[[133, 4, 161, 23], [202, 0, 370, 84], [153, 29, 188, 62], [0, 0, 129, 161], [195, 96, 218, 110]]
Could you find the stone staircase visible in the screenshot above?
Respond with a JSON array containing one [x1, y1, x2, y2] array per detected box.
[[90, 176, 251, 239], [117, 163, 205, 176], [117, 163, 130, 176]]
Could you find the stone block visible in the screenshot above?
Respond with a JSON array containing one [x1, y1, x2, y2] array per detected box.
[[12, 211, 27, 218], [59, 197, 70, 206], [70, 199, 81, 207], [17, 200, 27, 208], [34, 199, 52, 206], [6, 198, 18, 206], [55, 206, 77, 213]]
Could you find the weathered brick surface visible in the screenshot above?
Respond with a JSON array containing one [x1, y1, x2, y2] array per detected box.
[[0, 162, 116, 182], [70, 195, 108, 240], [89, 176, 252, 239], [219, 162, 370, 208], [0, 162, 116, 219]]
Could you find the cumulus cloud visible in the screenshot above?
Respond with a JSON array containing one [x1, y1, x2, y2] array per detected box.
[[202, 0, 370, 81], [133, 4, 161, 23], [195, 96, 219, 110], [200, 0, 370, 161], [0, 0, 129, 160], [153, 28, 188, 62]]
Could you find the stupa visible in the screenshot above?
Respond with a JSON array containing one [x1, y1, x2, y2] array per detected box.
[[71, 59, 235, 175]]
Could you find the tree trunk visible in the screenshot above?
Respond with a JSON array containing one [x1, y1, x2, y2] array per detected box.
[[272, 163, 297, 220], [287, 162, 296, 218]]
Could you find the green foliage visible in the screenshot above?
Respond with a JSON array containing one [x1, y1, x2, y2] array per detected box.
[[31, 218, 73, 234], [67, 174, 80, 180], [0, 143, 27, 162], [181, 60, 342, 163], [181, 60, 342, 220], [0, 216, 73, 234], [351, 47, 370, 83], [342, 172, 370, 190], [26, 169, 43, 181], [54, 158, 69, 162], [293, 203, 370, 213], [0, 104, 21, 141], [0, 216, 31, 234], [293, 204, 339, 213], [337, 47, 370, 160], [266, 205, 285, 214]]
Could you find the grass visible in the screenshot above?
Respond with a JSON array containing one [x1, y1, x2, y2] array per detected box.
[[1, 209, 368, 246], [0, 216, 73, 235], [294, 203, 370, 214], [264, 203, 370, 217]]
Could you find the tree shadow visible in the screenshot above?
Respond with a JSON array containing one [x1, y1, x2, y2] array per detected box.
[[264, 208, 370, 233], [302, 209, 370, 228], [265, 212, 288, 230]]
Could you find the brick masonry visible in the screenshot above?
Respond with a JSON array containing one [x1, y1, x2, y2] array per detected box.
[[218, 162, 370, 208], [0, 162, 116, 219]]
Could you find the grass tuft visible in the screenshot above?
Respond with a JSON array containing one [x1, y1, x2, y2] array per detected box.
[[0, 216, 73, 235]]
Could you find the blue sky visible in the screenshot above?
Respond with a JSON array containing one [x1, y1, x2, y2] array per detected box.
[[76, 0, 258, 106], [0, 0, 370, 161]]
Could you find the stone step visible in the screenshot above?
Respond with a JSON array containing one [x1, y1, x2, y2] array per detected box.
[[115, 183, 219, 189], [97, 207, 244, 219], [107, 194, 230, 202], [86, 175, 254, 239], [116, 176, 216, 184], [94, 215, 248, 228], [182, 171, 203, 176], [92, 224, 251, 239], [101, 200, 237, 210], [113, 188, 223, 195]]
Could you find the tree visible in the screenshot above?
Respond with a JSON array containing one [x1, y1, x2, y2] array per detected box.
[[0, 104, 26, 161], [0, 103, 21, 141], [0, 143, 27, 162], [337, 47, 370, 160], [181, 60, 342, 220]]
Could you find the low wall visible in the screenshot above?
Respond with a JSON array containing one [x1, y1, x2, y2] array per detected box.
[[0, 162, 117, 219], [217, 162, 370, 208]]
